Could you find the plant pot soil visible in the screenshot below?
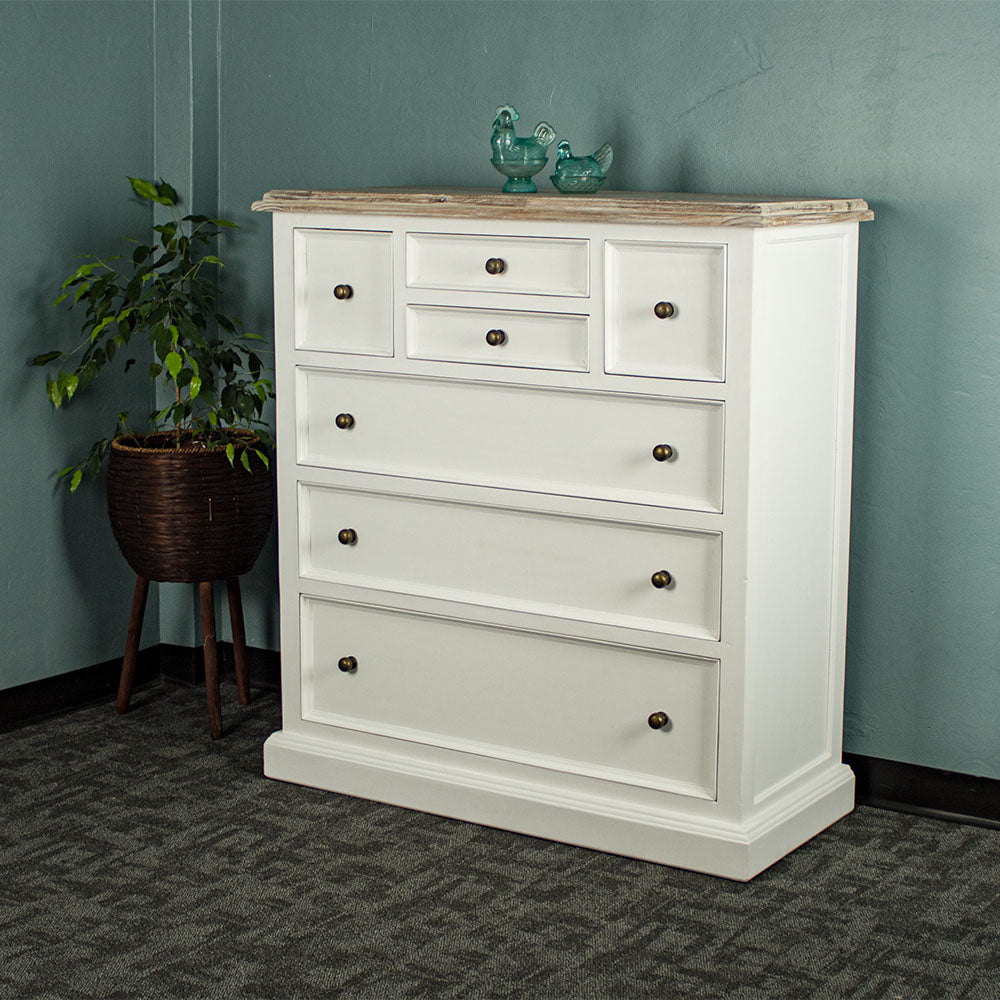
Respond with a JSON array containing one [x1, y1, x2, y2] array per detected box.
[[107, 431, 274, 583]]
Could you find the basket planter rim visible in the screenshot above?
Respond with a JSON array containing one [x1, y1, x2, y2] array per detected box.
[[111, 429, 266, 456]]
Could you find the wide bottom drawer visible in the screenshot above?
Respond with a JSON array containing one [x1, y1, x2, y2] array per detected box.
[[300, 597, 720, 799]]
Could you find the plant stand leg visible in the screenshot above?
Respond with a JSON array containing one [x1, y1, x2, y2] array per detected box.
[[117, 575, 150, 715], [199, 581, 222, 740], [227, 577, 251, 706]]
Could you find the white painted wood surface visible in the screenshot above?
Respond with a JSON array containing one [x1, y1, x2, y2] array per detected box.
[[260, 189, 870, 880]]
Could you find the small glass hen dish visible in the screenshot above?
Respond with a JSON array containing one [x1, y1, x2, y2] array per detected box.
[[550, 141, 614, 194]]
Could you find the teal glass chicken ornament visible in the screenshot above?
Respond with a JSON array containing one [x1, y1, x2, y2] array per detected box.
[[490, 105, 557, 193], [550, 141, 614, 194]]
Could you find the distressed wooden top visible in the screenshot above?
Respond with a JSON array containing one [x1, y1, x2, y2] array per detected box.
[[252, 187, 873, 227]]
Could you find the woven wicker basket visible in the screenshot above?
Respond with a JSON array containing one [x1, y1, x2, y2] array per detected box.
[[106, 431, 274, 583]]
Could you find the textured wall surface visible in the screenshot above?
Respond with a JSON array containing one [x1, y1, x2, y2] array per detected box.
[[4, 0, 999, 782], [216, 0, 1000, 779], [0, 1, 156, 689]]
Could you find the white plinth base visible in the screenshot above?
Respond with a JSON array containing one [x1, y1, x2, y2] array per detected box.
[[264, 729, 855, 881]]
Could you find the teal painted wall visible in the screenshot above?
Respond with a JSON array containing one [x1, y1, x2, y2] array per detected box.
[[4, 0, 999, 784], [216, 0, 1000, 780], [0, 1, 156, 690]]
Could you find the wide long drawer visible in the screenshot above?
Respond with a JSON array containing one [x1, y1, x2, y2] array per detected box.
[[300, 597, 720, 798], [297, 369, 725, 512], [299, 483, 722, 639]]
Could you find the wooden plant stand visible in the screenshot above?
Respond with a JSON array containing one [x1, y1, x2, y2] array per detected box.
[[116, 575, 251, 740]]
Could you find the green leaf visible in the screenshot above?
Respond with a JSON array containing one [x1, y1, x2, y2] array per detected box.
[[207, 411, 218, 428], [129, 177, 161, 201], [225, 443, 235, 466], [70, 469, 83, 492], [165, 351, 182, 378], [209, 218, 239, 229], [240, 450, 251, 472], [51, 291, 69, 307], [253, 449, 270, 470], [90, 315, 115, 343], [149, 362, 163, 378], [46, 378, 62, 408], [32, 351, 62, 366], [188, 375, 202, 399], [64, 374, 79, 401], [156, 180, 179, 205]]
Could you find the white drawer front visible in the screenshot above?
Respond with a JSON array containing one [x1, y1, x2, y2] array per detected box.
[[294, 228, 392, 356], [298, 369, 725, 512], [299, 484, 722, 639], [606, 241, 726, 381], [407, 232, 589, 297], [301, 598, 720, 798], [405, 304, 589, 372]]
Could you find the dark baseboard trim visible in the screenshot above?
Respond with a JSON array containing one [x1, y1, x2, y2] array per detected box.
[[0, 643, 280, 734], [4, 667, 997, 831], [846, 752, 1000, 830]]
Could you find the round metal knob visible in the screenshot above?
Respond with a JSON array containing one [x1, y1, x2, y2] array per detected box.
[[653, 301, 675, 319], [648, 711, 670, 730], [650, 570, 673, 589], [338, 528, 357, 546], [338, 655, 358, 673], [652, 444, 674, 462], [333, 284, 354, 300], [485, 257, 506, 275], [485, 329, 507, 347], [335, 413, 355, 430]]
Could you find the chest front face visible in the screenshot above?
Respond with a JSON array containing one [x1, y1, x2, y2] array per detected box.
[[258, 188, 869, 881]]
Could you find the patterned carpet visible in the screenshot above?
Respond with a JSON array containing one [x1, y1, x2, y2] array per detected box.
[[1, 679, 999, 1000]]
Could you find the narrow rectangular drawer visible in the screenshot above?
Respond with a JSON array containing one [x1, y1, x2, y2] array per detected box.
[[301, 597, 720, 799], [299, 484, 722, 639], [294, 228, 392, 356], [605, 241, 726, 381], [405, 304, 588, 372], [407, 232, 589, 297], [297, 369, 725, 512]]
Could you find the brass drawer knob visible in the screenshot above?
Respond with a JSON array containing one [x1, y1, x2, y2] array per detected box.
[[335, 412, 355, 430], [650, 570, 673, 589], [333, 283, 354, 300], [648, 711, 670, 730], [652, 444, 674, 462], [653, 301, 675, 319], [485, 257, 506, 275], [485, 329, 507, 347], [338, 528, 358, 546], [338, 655, 358, 673]]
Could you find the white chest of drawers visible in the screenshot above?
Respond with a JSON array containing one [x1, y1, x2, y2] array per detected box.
[[254, 188, 872, 880]]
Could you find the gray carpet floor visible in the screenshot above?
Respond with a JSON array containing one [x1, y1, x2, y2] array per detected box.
[[1, 678, 999, 1000]]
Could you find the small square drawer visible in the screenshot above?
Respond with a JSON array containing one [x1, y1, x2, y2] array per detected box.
[[407, 232, 589, 297], [294, 228, 392, 356], [405, 304, 588, 372], [301, 598, 720, 799], [606, 241, 726, 381]]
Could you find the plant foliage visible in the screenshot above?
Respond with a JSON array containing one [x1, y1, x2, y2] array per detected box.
[[33, 177, 273, 490]]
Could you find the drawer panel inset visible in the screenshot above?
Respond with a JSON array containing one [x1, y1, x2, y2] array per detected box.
[[294, 228, 392, 356], [297, 369, 725, 513], [406, 304, 588, 372], [606, 241, 726, 381], [301, 597, 720, 799], [299, 484, 722, 639], [407, 232, 589, 297]]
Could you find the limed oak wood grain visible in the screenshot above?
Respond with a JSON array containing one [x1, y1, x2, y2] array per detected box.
[[252, 187, 872, 227]]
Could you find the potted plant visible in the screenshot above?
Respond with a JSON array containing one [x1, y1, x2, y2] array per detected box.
[[33, 177, 275, 737]]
